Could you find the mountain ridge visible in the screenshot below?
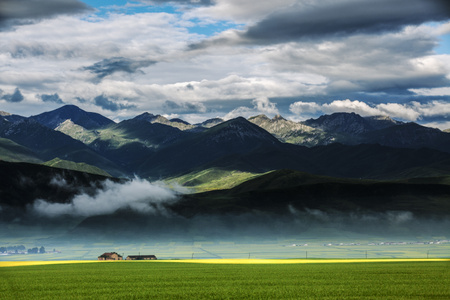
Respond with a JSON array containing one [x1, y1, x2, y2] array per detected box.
[[3, 104, 450, 181], [29, 104, 115, 130]]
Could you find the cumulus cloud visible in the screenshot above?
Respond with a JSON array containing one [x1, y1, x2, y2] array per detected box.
[[251, 97, 279, 115], [0, 0, 449, 126], [1, 87, 24, 102], [0, 0, 93, 30], [289, 99, 450, 121], [289, 101, 321, 115], [83, 57, 157, 80], [224, 96, 279, 119], [94, 95, 136, 112], [411, 100, 450, 117], [262, 29, 450, 95], [32, 178, 179, 218], [39, 93, 64, 104]]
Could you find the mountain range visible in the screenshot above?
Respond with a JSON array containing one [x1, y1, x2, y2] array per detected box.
[[2, 104, 450, 180], [2, 104, 450, 238]]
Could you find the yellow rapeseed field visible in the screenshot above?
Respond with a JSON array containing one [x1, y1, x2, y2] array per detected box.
[[1, 258, 449, 267], [0, 260, 98, 268]]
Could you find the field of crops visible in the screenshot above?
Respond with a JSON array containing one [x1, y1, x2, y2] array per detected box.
[[1, 260, 449, 299]]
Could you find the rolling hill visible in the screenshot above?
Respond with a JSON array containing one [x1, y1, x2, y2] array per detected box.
[[174, 169, 450, 217], [0, 137, 42, 163], [42, 158, 111, 177]]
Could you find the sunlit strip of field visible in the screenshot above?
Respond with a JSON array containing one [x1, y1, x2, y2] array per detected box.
[[1, 258, 449, 267], [0, 260, 98, 268], [170, 258, 450, 264]]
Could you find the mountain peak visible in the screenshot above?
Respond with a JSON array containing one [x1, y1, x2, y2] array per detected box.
[[133, 112, 157, 122], [170, 118, 190, 125], [211, 117, 280, 144], [272, 114, 286, 121], [0, 111, 12, 116], [198, 118, 224, 128], [30, 105, 114, 130], [248, 114, 270, 121], [303, 112, 373, 135], [364, 115, 402, 130]]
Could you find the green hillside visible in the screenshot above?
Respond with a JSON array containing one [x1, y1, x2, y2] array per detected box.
[[0, 137, 42, 163], [166, 168, 266, 192], [175, 169, 450, 217], [55, 120, 99, 144], [43, 158, 111, 177]]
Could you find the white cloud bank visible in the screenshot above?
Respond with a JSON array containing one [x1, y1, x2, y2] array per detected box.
[[289, 99, 450, 122], [32, 178, 179, 218]]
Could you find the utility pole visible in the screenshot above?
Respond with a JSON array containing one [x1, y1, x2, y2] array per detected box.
[[306, 251, 308, 259], [365, 251, 367, 259], [427, 250, 429, 259], [248, 253, 251, 259], [192, 253, 194, 259]]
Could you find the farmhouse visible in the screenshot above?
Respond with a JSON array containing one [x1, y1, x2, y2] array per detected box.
[[98, 252, 123, 260], [126, 255, 157, 260]]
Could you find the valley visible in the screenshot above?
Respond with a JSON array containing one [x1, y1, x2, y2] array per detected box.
[[1, 105, 450, 255]]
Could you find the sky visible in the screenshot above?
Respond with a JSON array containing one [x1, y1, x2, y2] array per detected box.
[[1, 0, 450, 128]]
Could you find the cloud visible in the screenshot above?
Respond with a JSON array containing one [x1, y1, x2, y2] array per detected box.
[[39, 93, 64, 104], [288, 99, 450, 122], [411, 100, 450, 117], [94, 95, 136, 112], [422, 120, 450, 130], [163, 100, 207, 113], [251, 97, 279, 115], [0, 0, 93, 30], [260, 27, 450, 94], [191, 0, 450, 48], [32, 178, 179, 218], [242, 0, 450, 44], [83, 57, 157, 80], [185, 0, 297, 24], [0, 0, 449, 126], [224, 96, 279, 119], [289, 101, 321, 115], [1, 87, 24, 102]]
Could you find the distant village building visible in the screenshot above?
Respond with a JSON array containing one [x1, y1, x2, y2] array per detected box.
[[126, 255, 157, 260], [98, 252, 123, 261]]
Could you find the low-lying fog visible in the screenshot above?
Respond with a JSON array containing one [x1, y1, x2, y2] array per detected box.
[[1, 176, 449, 260]]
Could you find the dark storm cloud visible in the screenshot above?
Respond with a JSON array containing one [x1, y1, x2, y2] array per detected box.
[[242, 0, 450, 44], [94, 95, 136, 112], [1, 88, 24, 102], [163, 100, 207, 113], [0, 0, 93, 30], [83, 57, 157, 80], [190, 0, 450, 49], [40, 93, 64, 104]]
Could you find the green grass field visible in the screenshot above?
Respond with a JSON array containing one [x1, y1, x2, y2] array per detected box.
[[1, 261, 449, 299]]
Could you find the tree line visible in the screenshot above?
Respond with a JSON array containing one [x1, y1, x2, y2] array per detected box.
[[0, 245, 45, 254]]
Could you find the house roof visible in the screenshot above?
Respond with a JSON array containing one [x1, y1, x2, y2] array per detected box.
[[127, 255, 156, 258], [99, 252, 122, 258]]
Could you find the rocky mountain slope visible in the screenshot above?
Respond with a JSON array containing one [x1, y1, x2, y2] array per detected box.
[[2, 105, 450, 181]]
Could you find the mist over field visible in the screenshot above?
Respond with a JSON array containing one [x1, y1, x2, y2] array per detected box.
[[1, 176, 448, 242], [1, 173, 449, 261], [31, 177, 179, 218]]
